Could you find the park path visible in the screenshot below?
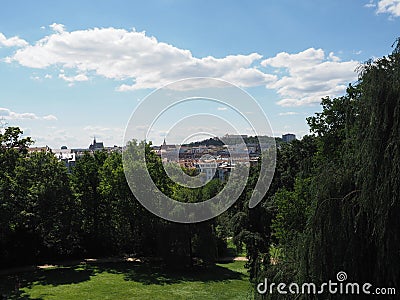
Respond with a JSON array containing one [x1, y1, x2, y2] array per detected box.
[[216, 256, 248, 262]]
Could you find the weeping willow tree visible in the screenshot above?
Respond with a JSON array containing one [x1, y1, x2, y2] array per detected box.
[[353, 40, 400, 288], [255, 41, 400, 299], [302, 40, 400, 293]]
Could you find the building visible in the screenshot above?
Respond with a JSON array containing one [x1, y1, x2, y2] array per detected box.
[[223, 134, 248, 139], [27, 145, 76, 172], [282, 133, 296, 143], [27, 146, 52, 154], [89, 137, 104, 151], [217, 162, 235, 181], [195, 155, 217, 182], [52, 148, 76, 172], [158, 138, 179, 162], [222, 134, 248, 145]]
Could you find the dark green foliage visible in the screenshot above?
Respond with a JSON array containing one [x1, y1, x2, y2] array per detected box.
[[351, 48, 400, 288], [185, 137, 224, 147], [71, 151, 106, 255], [302, 46, 400, 292], [0, 135, 223, 270], [251, 42, 400, 299], [0, 129, 77, 267]]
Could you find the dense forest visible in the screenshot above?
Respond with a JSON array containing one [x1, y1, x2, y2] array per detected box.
[[0, 43, 399, 298]]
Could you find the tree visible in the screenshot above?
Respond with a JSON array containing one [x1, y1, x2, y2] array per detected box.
[[0, 127, 32, 153], [0, 128, 79, 266], [70, 151, 108, 256], [0, 127, 33, 266], [13, 152, 79, 262], [263, 42, 400, 298], [98, 151, 158, 256]]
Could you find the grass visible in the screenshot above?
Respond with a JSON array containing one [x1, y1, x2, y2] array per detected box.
[[0, 261, 253, 300], [226, 238, 247, 257]]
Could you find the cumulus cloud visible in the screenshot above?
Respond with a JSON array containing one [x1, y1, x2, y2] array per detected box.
[[2, 25, 360, 106], [366, 0, 400, 17], [377, 0, 400, 16], [49, 23, 66, 33], [9, 26, 275, 90], [0, 33, 28, 48], [0, 108, 57, 120], [261, 48, 358, 106]]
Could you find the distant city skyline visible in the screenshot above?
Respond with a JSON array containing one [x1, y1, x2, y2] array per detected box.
[[1, 1, 399, 148]]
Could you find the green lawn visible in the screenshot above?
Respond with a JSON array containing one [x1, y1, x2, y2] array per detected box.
[[0, 261, 253, 300]]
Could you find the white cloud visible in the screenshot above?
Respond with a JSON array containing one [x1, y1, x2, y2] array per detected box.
[[3, 56, 12, 63], [49, 23, 66, 33], [278, 112, 299, 116], [3, 26, 360, 107], [328, 52, 341, 62], [58, 73, 89, 83], [42, 114, 58, 121], [0, 108, 57, 121], [9, 26, 274, 90], [0, 33, 28, 48], [0, 108, 37, 120], [367, 0, 400, 17], [44, 74, 52, 79], [365, 0, 377, 8], [262, 48, 358, 106], [377, 0, 400, 16], [262, 48, 325, 69]]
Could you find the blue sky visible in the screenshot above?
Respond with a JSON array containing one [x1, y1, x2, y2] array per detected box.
[[0, 0, 399, 148]]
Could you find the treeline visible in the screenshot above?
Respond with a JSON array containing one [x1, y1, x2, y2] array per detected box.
[[0, 135, 232, 269], [235, 43, 400, 298], [185, 136, 283, 147]]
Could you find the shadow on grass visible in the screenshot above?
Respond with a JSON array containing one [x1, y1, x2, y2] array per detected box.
[[0, 267, 94, 299], [0, 260, 246, 298], [88, 261, 245, 285]]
